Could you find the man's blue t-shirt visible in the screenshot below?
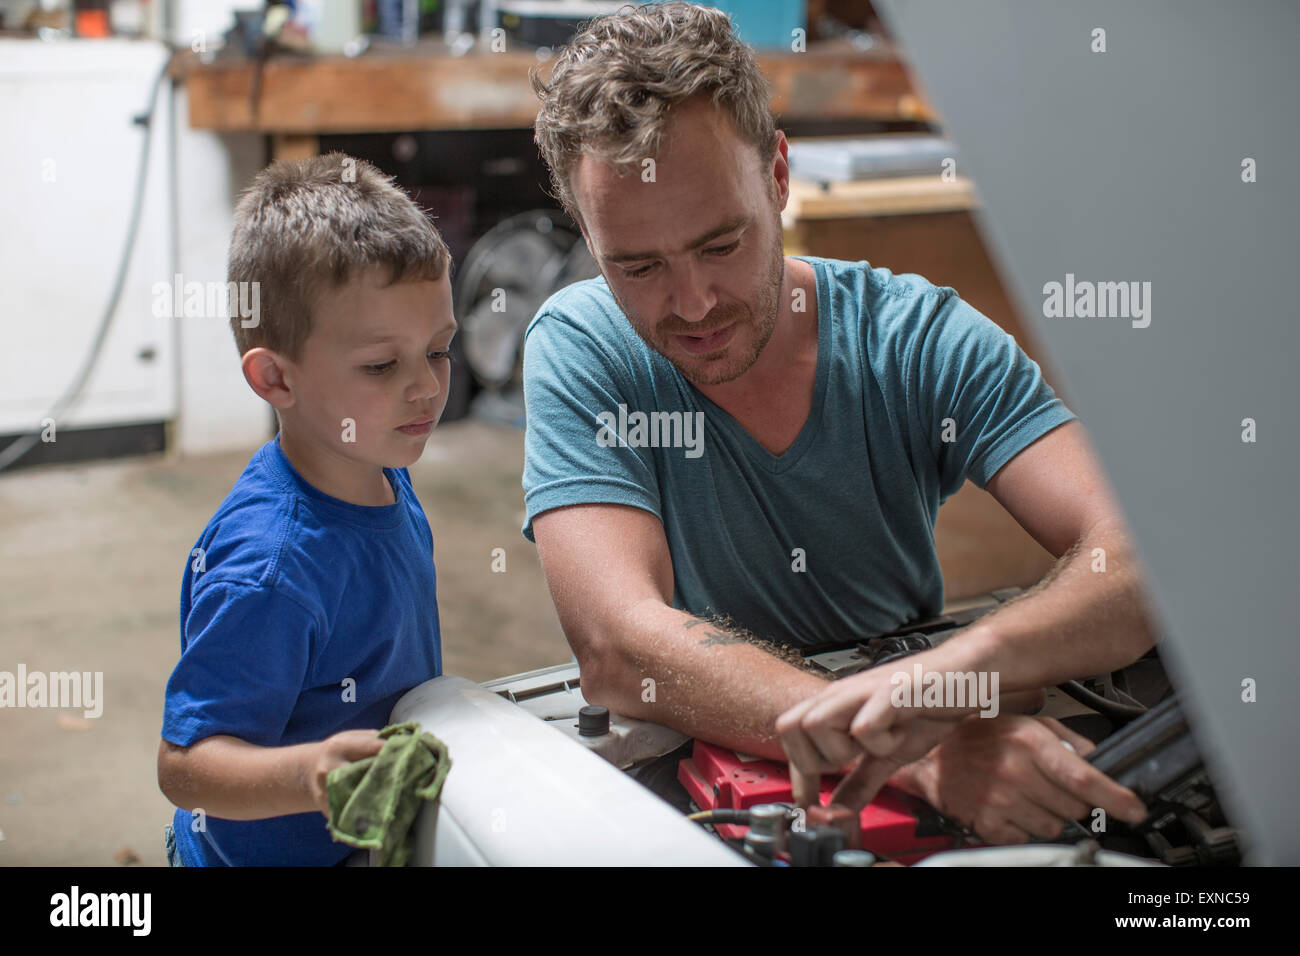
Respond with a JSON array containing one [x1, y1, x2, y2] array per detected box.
[[521, 256, 1076, 647], [162, 435, 442, 866]]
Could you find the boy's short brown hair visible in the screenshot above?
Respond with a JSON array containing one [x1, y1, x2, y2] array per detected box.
[[228, 152, 450, 361]]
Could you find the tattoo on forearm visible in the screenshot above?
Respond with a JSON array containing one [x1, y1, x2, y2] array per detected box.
[[699, 629, 747, 647], [686, 615, 743, 645], [684, 612, 826, 675]]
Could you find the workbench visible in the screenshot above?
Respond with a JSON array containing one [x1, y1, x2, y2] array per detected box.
[[172, 37, 935, 160]]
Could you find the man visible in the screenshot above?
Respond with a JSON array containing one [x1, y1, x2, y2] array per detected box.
[[523, 1, 1155, 844]]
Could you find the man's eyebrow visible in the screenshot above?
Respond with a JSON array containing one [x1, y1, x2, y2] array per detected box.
[[604, 214, 750, 263]]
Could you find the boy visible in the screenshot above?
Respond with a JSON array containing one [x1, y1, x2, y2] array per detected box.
[[157, 153, 456, 866]]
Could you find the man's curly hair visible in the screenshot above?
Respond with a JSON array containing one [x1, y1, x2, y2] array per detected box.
[[531, 1, 778, 224]]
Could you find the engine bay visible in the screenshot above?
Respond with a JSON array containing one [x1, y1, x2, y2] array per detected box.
[[480, 590, 1242, 867]]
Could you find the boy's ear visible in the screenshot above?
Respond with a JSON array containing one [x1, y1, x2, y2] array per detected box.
[[241, 347, 295, 411]]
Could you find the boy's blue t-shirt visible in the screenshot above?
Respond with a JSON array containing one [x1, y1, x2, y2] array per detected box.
[[162, 435, 442, 866], [521, 256, 1077, 647]]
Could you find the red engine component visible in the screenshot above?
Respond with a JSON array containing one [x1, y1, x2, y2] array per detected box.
[[677, 740, 968, 864]]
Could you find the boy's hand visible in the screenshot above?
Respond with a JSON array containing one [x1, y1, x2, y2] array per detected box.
[[307, 729, 385, 817]]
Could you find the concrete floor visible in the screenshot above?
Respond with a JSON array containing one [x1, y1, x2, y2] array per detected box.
[[0, 419, 1051, 865]]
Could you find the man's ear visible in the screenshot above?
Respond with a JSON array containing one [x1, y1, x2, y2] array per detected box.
[[770, 129, 792, 213], [241, 347, 295, 411]]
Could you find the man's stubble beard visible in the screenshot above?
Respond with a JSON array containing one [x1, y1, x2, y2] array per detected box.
[[611, 223, 787, 387]]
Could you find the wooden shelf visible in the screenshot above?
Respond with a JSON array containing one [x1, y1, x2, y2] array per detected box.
[[174, 37, 936, 134]]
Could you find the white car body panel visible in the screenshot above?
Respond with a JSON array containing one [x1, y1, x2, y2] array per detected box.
[[389, 674, 748, 866]]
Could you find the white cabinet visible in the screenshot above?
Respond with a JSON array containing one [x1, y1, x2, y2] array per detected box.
[[0, 38, 174, 436]]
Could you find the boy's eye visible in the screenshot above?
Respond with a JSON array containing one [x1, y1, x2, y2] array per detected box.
[[363, 351, 453, 374]]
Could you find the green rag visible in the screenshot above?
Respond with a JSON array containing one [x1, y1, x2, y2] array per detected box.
[[325, 721, 451, 867]]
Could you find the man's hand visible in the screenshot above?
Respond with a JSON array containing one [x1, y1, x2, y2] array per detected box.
[[305, 729, 385, 817], [776, 650, 981, 807], [906, 715, 1148, 844]]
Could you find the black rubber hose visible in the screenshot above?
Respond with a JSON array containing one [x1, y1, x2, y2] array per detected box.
[[1058, 679, 1148, 722], [689, 808, 752, 826]]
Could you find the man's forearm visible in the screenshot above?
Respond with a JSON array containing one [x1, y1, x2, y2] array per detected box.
[[580, 598, 830, 761], [933, 522, 1159, 691]]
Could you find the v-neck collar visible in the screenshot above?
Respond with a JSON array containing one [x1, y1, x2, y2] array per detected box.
[[687, 256, 830, 474]]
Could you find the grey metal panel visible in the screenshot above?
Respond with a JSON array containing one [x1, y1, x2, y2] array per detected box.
[[875, 0, 1299, 863]]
